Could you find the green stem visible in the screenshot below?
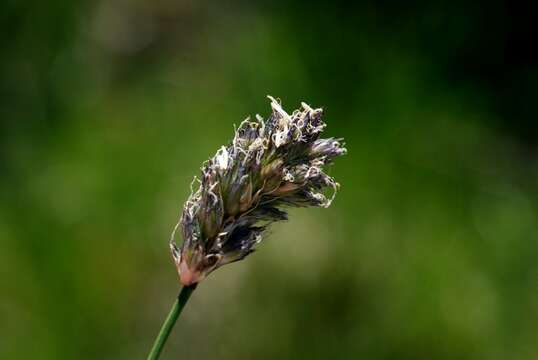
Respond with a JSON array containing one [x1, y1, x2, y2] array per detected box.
[[147, 285, 197, 360]]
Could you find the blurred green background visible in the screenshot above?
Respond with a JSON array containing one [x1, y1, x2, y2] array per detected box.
[[2, 1, 538, 359]]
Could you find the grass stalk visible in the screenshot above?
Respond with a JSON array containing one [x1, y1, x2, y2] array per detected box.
[[147, 285, 197, 360]]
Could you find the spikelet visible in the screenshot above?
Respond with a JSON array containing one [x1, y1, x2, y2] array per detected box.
[[171, 96, 347, 285]]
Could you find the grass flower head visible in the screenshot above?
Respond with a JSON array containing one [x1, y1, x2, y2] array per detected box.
[[170, 96, 346, 286]]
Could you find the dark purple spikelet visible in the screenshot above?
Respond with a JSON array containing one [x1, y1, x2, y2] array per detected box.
[[171, 96, 347, 285]]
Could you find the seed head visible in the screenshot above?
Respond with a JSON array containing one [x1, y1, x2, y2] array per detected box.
[[171, 96, 347, 286]]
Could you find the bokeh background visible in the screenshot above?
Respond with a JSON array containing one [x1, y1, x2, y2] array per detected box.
[[2, 1, 538, 359]]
